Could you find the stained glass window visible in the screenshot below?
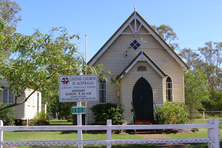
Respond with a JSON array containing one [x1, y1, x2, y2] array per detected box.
[[130, 40, 140, 50]]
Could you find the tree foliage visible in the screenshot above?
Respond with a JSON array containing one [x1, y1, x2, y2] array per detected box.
[[0, 0, 21, 30], [0, 27, 112, 112], [184, 70, 210, 118], [202, 91, 222, 111], [152, 24, 179, 49], [180, 41, 222, 92], [0, 103, 15, 125]]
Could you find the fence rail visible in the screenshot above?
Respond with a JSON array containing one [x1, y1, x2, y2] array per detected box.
[[0, 119, 220, 148]]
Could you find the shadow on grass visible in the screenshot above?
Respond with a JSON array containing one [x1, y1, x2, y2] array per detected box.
[[60, 131, 77, 134]]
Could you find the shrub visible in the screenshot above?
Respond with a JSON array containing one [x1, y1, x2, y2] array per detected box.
[[90, 103, 124, 125], [31, 111, 50, 125], [22, 121, 27, 126], [158, 101, 189, 124], [0, 103, 15, 125]]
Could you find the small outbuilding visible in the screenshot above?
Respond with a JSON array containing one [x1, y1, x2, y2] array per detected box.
[[0, 79, 42, 125]]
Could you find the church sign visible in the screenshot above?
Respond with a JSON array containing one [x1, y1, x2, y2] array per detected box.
[[59, 75, 98, 102]]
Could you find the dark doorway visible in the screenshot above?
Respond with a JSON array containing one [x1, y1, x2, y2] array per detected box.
[[132, 77, 153, 120]]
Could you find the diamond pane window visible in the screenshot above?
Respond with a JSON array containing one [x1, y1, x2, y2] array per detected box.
[[130, 40, 140, 50]]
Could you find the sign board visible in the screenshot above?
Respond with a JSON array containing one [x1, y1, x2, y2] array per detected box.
[[59, 75, 98, 102], [72, 106, 86, 114]]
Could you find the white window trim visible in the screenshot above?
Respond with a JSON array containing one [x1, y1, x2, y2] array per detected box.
[[1, 88, 14, 104], [99, 80, 107, 104]]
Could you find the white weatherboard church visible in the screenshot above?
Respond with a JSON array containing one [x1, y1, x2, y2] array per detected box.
[[86, 9, 188, 125]]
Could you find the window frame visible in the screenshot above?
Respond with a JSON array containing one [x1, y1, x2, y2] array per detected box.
[[1, 88, 14, 104], [99, 80, 107, 104], [166, 76, 173, 102]]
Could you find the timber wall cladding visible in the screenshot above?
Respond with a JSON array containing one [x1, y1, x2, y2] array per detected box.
[[121, 61, 163, 123]]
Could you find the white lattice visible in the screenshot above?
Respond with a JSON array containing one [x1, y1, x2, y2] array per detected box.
[[0, 138, 213, 146]]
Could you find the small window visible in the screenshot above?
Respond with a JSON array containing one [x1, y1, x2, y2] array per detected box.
[[99, 80, 106, 103], [137, 65, 146, 71], [166, 76, 172, 101], [2, 88, 14, 104]]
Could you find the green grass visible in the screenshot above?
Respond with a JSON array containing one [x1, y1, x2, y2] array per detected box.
[[3, 131, 146, 141], [3, 131, 157, 148], [49, 119, 73, 125], [162, 119, 222, 148]]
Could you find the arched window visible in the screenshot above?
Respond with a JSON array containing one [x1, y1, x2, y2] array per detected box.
[[166, 76, 172, 101]]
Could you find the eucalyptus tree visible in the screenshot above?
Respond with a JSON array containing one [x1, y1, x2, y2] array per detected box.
[[198, 41, 222, 92], [152, 24, 179, 49], [0, 0, 21, 34], [178, 48, 200, 69]]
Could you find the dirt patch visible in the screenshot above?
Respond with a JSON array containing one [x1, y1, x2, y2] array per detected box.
[[138, 130, 194, 148], [162, 128, 195, 134], [139, 134, 168, 139], [156, 143, 190, 148]]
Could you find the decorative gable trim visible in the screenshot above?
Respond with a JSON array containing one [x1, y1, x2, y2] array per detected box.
[[88, 11, 189, 71], [117, 52, 167, 80]]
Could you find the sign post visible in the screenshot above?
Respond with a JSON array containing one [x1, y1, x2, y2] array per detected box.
[[59, 75, 97, 148], [77, 101, 82, 148]]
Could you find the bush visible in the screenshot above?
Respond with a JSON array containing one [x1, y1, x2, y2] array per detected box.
[[0, 103, 15, 125], [90, 103, 124, 125], [158, 101, 189, 124], [31, 111, 50, 125]]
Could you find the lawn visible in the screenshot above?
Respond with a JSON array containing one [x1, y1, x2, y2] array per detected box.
[[3, 131, 157, 148], [162, 119, 222, 148]]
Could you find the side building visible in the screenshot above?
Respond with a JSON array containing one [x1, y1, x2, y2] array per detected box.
[[0, 79, 42, 125]]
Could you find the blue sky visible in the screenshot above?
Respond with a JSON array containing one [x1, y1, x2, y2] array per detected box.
[[16, 0, 222, 61]]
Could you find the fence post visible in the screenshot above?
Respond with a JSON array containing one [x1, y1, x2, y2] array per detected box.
[[0, 120, 3, 148], [107, 119, 112, 148], [208, 119, 219, 148]]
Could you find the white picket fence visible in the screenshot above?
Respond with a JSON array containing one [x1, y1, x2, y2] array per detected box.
[[0, 119, 220, 148]]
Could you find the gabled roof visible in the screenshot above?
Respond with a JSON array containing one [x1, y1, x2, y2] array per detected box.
[[117, 52, 167, 80], [88, 10, 189, 71]]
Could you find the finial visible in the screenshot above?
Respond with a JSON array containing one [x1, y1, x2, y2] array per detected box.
[[134, 6, 136, 12]]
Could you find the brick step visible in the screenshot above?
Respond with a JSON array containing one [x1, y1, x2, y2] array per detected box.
[[135, 130, 158, 134], [135, 120, 155, 125]]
